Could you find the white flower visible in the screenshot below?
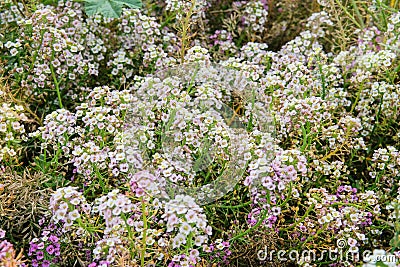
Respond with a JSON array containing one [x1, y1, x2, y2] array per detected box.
[[179, 222, 192, 236], [10, 48, 18, 56], [53, 43, 62, 52], [68, 210, 81, 221], [347, 237, 357, 247]]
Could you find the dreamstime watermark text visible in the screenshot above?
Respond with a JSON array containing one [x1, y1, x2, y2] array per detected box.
[[257, 239, 397, 264]]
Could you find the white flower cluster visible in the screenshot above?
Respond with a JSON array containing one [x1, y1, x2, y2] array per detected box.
[[243, 0, 268, 33], [165, 0, 208, 21], [0, 99, 29, 161], [157, 195, 211, 265], [49, 186, 91, 232], [184, 45, 211, 62]]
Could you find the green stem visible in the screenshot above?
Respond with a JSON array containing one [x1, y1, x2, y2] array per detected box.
[[378, 0, 388, 29], [49, 51, 63, 108], [229, 208, 269, 242], [333, 0, 362, 28], [318, 61, 326, 100], [350, 82, 364, 113], [350, 0, 365, 29], [29, 29, 45, 72], [179, 0, 196, 63], [140, 198, 147, 267], [370, 93, 384, 140]]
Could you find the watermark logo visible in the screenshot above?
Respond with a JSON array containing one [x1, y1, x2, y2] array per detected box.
[[257, 239, 398, 264]]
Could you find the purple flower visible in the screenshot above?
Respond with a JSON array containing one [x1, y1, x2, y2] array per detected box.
[[268, 215, 277, 224], [46, 245, 55, 255], [29, 243, 38, 254], [0, 229, 5, 239], [36, 250, 44, 260], [37, 242, 45, 250], [38, 218, 45, 226], [54, 247, 61, 256], [48, 224, 56, 231], [49, 235, 59, 243], [42, 260, 51, 267]]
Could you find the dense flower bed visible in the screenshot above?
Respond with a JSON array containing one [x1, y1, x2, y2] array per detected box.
[[1, 0, 400, 266]]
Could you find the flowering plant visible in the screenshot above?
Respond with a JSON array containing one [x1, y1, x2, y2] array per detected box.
[[1, 0, 400, 266]]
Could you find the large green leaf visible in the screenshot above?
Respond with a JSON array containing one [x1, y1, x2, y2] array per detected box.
[[84, 0, 142, 18]]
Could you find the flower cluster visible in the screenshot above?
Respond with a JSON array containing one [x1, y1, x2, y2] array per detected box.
[[109, 9, 177, 77], [49, 186, 91, 232], [277, 96, 332, 140], [209, 30, 237, 58], [299, 187, 380, 257], [92, 189, 134, 236], [0, 2, 24, 25], [203, 239, 231, 266], [246, 149, 308, 228], [130, 170, 160, 199], [368, 146, 400, 190], [165, 0, 208, 21], [305, 11, 334, 38], [28, 231, 61, 267], [0, 228, 25, 266], [241, 1, 269, 34], [123, 65, 256, 203], [160, 195, 213, 266], [31, 86, 132, 184], [2, 0, 400, 266], [90, 236, 125, 266], [354, 82, 400, 135], [2, 6, 98, 104], [0, 94, 29, 162], [184, 45, 211, 62]]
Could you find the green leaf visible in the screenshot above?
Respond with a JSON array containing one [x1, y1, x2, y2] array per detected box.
[[84, 0, 142, 18], [376, 262, 389, 267]]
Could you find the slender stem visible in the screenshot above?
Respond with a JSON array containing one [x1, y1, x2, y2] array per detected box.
[[350, 0, 365, 29], [350, 82, 363, 113], [140, 198, 147, 267], [370, 93, 383, 139], [3, 83, 43, 125], [12, 0, 26, 18], [230, 185, 293, 242], [179, 0, 196, 63], [319, 122, 354, 161], [49, 46, 63, 108], [29, 30, 45, 72], [160, 12, 176, 28], [317, 58, 326, 100], [229, 208, 269, 242], [333, 0, 362, 28]]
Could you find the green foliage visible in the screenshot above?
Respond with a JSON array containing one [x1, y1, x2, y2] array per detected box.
[[84, 0, 142, 18]]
